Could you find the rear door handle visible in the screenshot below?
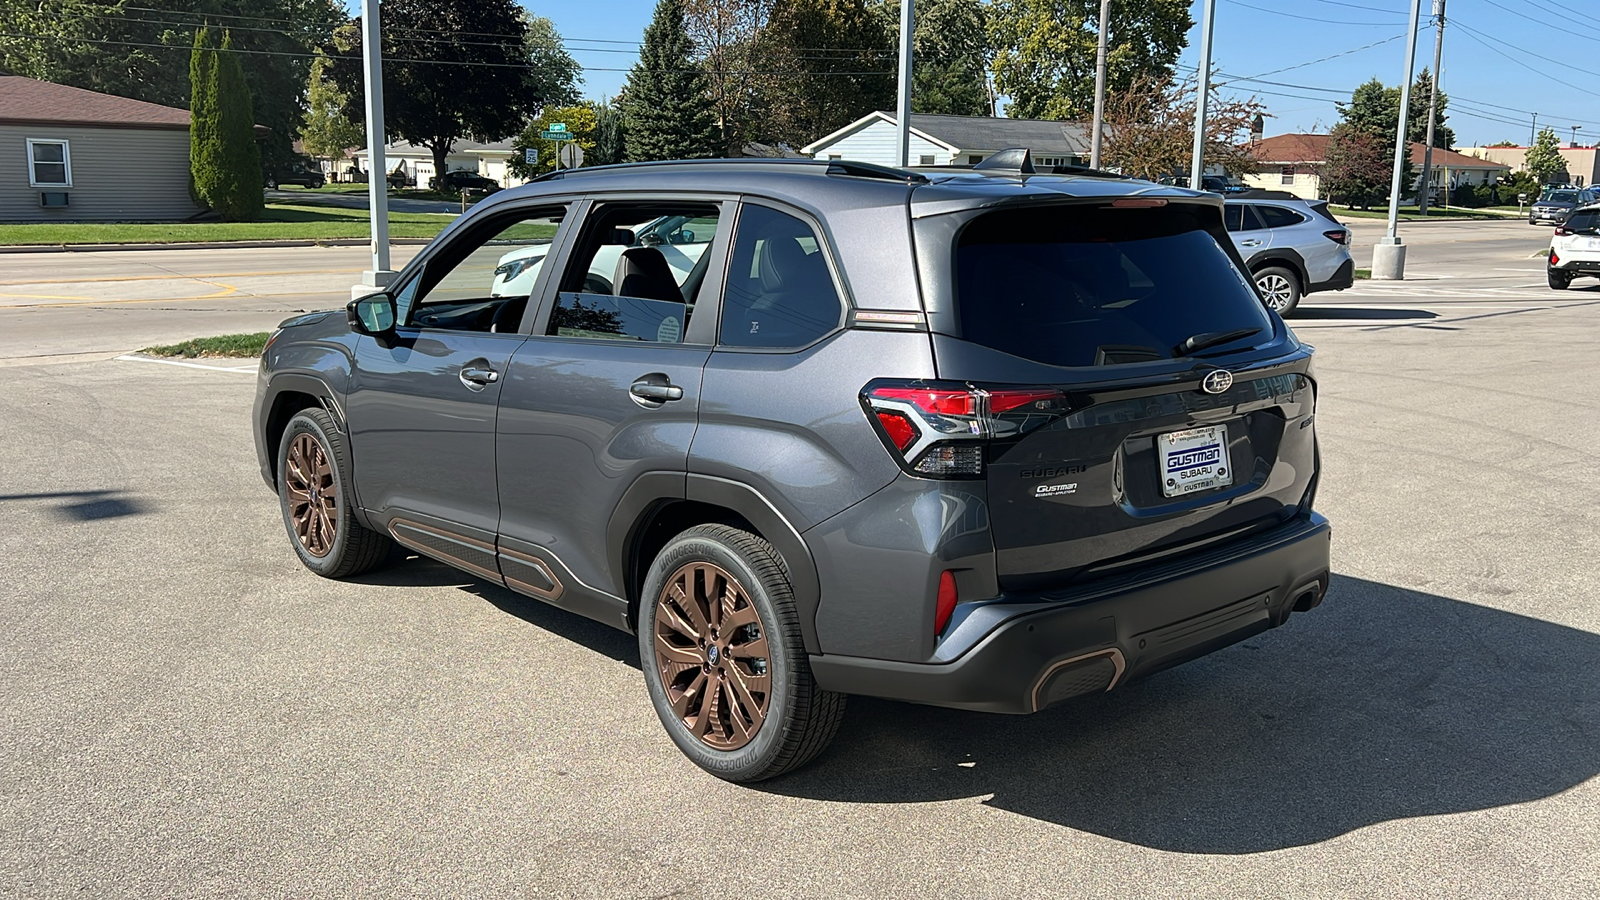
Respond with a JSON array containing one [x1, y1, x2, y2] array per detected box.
[[630, 381, 683, 402], [1240, 239, 1264, 247], [460, 366, 499, 386]]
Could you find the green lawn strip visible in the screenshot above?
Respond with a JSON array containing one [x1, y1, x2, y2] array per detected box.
[[1354, 268, 1371, 280], [281, 184, 477, 203], [142, 332, 270, 358], [1334, 206, 1521, 221], [0, 203, 454, 246]]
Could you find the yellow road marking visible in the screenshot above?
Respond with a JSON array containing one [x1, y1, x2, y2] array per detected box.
[[0, 284, 242, 305], [0, 267, 364, 287]]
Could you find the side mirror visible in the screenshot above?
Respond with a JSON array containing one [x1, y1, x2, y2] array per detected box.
[[347, 293, 397, 336]]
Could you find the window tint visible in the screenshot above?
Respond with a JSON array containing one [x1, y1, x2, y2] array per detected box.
[[1224, 204, 1264, 232], [1544, 190, 1579, 203], [400, 207, 565, 332], [1256, 205, 1306, 229], [546, 202, 723, 343], [1565, 210, 1600, 233], [954, 204, 1271, 368], [719, 205, 843, 348]]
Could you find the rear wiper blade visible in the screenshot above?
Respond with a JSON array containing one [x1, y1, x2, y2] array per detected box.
[[1176, 327, 1262, 356]]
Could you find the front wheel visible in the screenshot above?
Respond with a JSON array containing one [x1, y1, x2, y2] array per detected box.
[[276, 408, 393, 578], [638, 524, 846, 782], [1549, 267, 1573, 290], [1254, 266, 1302, 315]]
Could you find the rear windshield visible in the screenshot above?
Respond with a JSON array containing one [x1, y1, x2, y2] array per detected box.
[[1565, 210, 1600, 232], [954, 203, 1271, 367]]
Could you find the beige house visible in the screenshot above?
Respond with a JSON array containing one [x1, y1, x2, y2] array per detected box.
[[352, 138, 526, 189], [1243, 133, 1511, 201], [0, 76, 207, 222], [1458, 144, 1599, 187]]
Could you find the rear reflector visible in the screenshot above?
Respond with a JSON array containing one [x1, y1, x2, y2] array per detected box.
[[935, 571, 957, 635], [1552, 252, 1561, 265]]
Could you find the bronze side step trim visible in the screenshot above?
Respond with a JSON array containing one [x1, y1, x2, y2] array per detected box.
[[388, 518, 503, 584]]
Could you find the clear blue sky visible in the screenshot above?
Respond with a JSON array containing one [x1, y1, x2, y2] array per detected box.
[[445, 1, 1598, 148]]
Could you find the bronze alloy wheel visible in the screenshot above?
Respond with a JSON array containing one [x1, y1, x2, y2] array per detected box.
[[653, 562, 772, 750], [284, 432, 338, 558]]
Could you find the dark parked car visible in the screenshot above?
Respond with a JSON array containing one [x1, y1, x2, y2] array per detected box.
[[1529, 187, 1597, 225], [264, 163, 325, 189], [254, 155, 1330, 782], [433, 169, 503, 194]]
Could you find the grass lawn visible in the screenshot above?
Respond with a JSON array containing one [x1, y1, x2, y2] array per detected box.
[[278, 184, 478, 203], [142, 332, 271, 358], [0, 203, 456, 246], [1334, 206, 1522, 221], [1354, 268, 1371, 280]]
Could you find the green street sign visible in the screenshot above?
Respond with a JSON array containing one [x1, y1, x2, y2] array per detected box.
[[549, 122, 568, 132], [540, 130, 573, 141]]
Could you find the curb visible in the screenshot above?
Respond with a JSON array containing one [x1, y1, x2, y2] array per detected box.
[[0, 237, 434, 254]]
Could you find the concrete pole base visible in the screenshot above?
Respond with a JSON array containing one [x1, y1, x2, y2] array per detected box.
[[1370, 240, 1407, 281], [351, 269, 398, 301]]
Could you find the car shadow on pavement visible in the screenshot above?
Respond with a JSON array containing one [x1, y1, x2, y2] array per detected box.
[[1291, 308, 1438, 320], [0, 490, 147, 521], [755, 574, 1600, 854]]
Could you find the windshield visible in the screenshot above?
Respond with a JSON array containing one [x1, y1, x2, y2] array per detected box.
[[953, 203, 1272, 367], [1543, 191, 1579, 203]]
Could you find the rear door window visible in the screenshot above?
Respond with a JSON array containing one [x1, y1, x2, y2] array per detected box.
[[719, 204, 844, 348], [953, 203, 1271, 367], [1224, 204, 1264, 232]]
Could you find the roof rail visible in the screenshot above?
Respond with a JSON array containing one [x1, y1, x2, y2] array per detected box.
[[529, 157, 926, 185]]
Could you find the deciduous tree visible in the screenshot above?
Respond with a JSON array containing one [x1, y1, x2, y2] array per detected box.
[[875, 0, 993, 117], [299, 51, 365, 168], [622, 0, 720, 161], [685, 0, 776, 155], [1323, 123, 1391, 209], [758, 0, 896, 147], [510, 105, 600, 178], [988, 0, 1190, 121], [1525, 127, 1567, 183], [1100, 75, 1262, 180]]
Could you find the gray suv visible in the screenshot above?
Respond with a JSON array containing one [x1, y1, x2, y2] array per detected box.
[[253, 158, 1331, 782], [1224, 197, 1355, 314]]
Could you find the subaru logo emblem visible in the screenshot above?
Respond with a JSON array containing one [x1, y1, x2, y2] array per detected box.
[[1201, 370, 1234, 394], [707, 645, 720, 665]]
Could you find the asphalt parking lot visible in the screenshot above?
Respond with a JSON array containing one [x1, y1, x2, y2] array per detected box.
[[2, 220, 1597, 897]]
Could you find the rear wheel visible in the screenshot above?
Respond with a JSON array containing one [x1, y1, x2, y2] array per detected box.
[[1254, 266, 1302, 315], [638, 524, 846, 782], [1548, 267, 1573, 290], [276, 408, 393, 578]]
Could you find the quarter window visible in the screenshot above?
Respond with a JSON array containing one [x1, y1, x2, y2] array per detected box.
[[27, 139, 70, 187], [719, 205, 843, 349], [1256, 205, 1307, 229], [546, 202, 724, 344]]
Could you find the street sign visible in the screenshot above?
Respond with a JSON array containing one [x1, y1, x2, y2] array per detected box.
[[550, 122, 567, 132], [559, 143, 585, 169], [540, 130, 572, 141], [524, 148, 537, 164]]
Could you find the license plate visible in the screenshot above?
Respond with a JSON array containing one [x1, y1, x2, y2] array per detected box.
[[1584, 237, 1600, 250], [1159, 425, 1233, 498]]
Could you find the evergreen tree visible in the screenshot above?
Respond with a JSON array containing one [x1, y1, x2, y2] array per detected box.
[[1336, 72, 1452, 148], [876, 0, 993, 117], [189, 26, 221, 208], [1525, 127, 1567, 183], [623, 0, 719, 161], [591, 104, 628, 166], [209, 31, 263, 220], [300, 50, 365, 168]]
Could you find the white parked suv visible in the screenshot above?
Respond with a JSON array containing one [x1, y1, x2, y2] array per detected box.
[[1548, 204, 1600, 290]]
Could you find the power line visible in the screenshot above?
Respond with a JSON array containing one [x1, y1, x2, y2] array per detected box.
[[1449, 21, 1600, 99], [1218, 0, 1405, 25], [1227, 33, 1405, 81]]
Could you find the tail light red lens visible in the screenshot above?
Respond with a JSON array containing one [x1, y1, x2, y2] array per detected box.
[[1323, 229, 1348, 244], [935, 571, 958, 635], [1555, 227, 1570, 236], [862, 381, 1071, 478], [1551, 252, 1561, 265]]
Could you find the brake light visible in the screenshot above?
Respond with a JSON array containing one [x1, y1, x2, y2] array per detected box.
[[935, 571, 958, 635], [1555, 226, 1570, 236], [1111, 198, 1168, 208], [1323, 229, 1348, 245], [863, 381, 1071, 478]]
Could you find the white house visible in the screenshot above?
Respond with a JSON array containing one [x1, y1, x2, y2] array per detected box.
[[1244, 133, 1512, 201], [352, 137, 525, 188], [803, 111, 1091, 169]]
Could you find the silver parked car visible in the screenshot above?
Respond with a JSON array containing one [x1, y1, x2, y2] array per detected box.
[[1224, 197, 1355, 315]]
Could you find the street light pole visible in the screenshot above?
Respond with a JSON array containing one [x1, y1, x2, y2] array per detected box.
[[1372, 0, 1424, 281], [1188, 0, 1216, 189], [1417, 0, 1445, 216], [356, 0, 395, 299], [895, 0, 914, 167], [1089, 0, 1110, 170]]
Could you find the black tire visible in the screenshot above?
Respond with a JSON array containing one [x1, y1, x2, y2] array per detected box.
[[1549, 267, 1573, 290], [638, 524, 846, 782], [265, 178, 277, 190], [1254, 265, 1302, 315], [276, 408, 393, 578]]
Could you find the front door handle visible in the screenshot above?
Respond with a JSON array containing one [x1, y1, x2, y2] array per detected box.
[[460, 366, 499, 387], [630, 381, 684, 402]]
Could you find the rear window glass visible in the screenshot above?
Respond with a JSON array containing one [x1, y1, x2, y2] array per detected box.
[[954, 204, 1271, 367], [1256, 205, 1306, 228], [1565, 210, 1600, 232]]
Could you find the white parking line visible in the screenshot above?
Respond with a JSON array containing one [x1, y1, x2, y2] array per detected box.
[[115, 354, 258, 373]]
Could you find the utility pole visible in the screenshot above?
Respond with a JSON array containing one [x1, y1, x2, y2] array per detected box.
[[1188, 0, 1217, 189], [1089, 0, 1110, 170], [895, 0, 914, 167], [1417, 0, 1445, 215], [1530, 112, 1538, 147], [355, 0, 394, 300], [1573, 125, 1582, 147], [1372, 0, 1424, 281]]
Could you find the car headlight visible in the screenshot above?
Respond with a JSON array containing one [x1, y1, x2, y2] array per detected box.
[[493, 256, 541, 281]]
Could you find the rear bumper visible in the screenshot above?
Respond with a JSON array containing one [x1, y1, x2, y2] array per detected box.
[[1552, 257, 1600, 274], [1309, 258, 1355, 294], [809, 512, 1332, 714]]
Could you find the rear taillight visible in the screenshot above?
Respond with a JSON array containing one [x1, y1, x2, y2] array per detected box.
[[1551, 251, 1561, 265], [1555, 226, 1570, 236], [863, 381, 1071, 478], [1323, 229, 1348, 244], [935, 571, 958, 635]]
